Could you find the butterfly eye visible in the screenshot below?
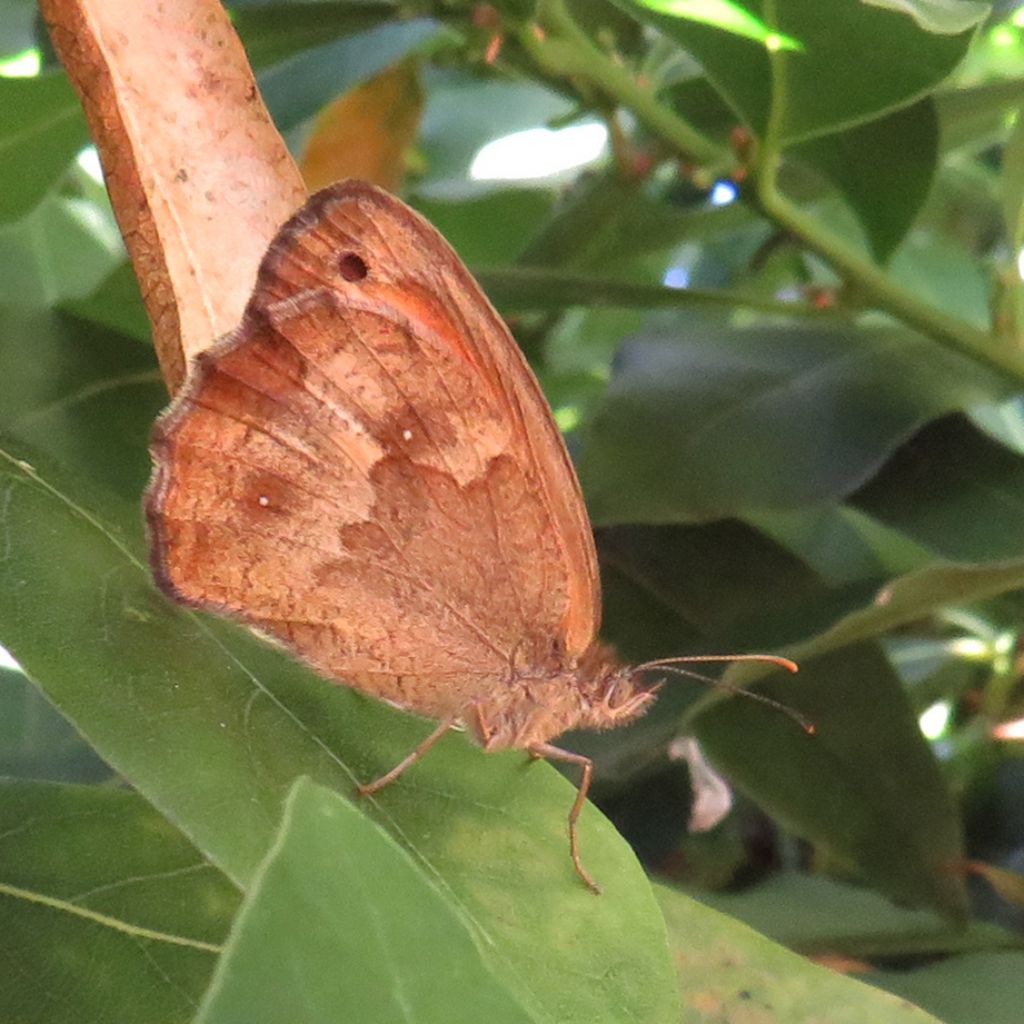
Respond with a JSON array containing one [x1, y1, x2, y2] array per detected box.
[[338, 252, 368, 282]]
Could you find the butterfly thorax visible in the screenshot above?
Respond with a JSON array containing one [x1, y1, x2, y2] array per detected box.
[[464, 643, 656, 751]]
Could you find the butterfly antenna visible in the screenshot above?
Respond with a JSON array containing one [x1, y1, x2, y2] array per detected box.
[[636, 656, 814, 735]]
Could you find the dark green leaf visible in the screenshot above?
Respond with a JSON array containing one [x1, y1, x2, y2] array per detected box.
[[613, 0, 974, 143], [195, 779, 536, 1024], [688, 872, 1019, 958], [0, 780, 238, 1024], [579, 322, 1009, 525], [852, 414, 1024, 561], [0, 306, 164, 499], [794, 98, 939, 262], [716, 556, 1024, 689], [696, 644, 967, 916], [413, 188, 554, 266], [234, 1, 400, 69], [61, 261, 151, 343]]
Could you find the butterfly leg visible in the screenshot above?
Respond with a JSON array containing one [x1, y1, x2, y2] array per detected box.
[[356, 715, 457, 796], [528, 742, 601, 895]]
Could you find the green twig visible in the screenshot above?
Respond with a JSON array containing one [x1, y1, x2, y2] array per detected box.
[[521, 0, 726, 168], [521, 0, 1024, 390]]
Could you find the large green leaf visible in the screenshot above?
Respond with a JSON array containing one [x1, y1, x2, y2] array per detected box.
[[0, 72, 89, 222], [695, 643, 967, 916], [853, 414, 1024, 561], [195, 779, 536, 1024], [654, 883, 946, 1023], [579, 322, 1009, 525], [689, 872, 1019, 958], [0, 441, 680, 1024], [614, 0, 975, 142], [0, 780, 238, 1024], [866, 952, 1024, 1024]]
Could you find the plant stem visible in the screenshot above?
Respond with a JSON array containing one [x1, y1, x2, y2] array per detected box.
[[522, 1, 726, 168], [526, 0, 1024, 390]]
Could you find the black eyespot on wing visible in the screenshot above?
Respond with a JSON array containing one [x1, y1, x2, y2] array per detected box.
[[338, 252, 368, 281]]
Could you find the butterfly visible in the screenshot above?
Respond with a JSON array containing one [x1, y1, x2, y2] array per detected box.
[[145, 180, 794, 891]]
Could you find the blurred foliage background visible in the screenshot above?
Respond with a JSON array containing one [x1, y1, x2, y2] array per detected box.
[[7, 0, 1024, 1021]]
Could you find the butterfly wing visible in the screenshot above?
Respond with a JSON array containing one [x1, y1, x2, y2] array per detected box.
[[146, 181, 600, 717]]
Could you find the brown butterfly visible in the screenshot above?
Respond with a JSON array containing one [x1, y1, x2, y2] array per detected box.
[[145, 180, 794, 891]]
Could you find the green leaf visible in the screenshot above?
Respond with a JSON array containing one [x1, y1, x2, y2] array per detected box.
[[0, 195, 123, 307], [860, 0, 990, 35], [258, 17, 438, 131], [0, 306, 164, 499], [853, 414, 1024, 561], [413, 188, 554, 266], [936, 77, 1024, 154], [695, 644, 967, 917], [866, 952, 1024, 1024], [0, 780, 238, 1024], [416, 73, 573, 192], [62, 261, 151, 342], [0, 667, 109, 781], [0, 444, 680, 1024], [578, 322, 1010, 526], [688, 872, 1019, 958], [613, 0, 975, 143], [0, 72, 89, 222], [0, 0, 37, 57], [632, 0, 802, 49], [476, 266, 802, 314], [998, 102, 1024, 335], [655, 883, 947, 1022], [714, 554, 1024, 691], [195, 778, 536, 1024], [234, 1, 400, 69], [794, 98, 939, 262]]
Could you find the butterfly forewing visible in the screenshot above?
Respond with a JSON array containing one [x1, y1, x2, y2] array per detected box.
[[146, 181, 601, 717]]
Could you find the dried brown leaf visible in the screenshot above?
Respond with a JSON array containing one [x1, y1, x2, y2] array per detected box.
[[300, 60, 423, 194], [40, 0, 307, 391]]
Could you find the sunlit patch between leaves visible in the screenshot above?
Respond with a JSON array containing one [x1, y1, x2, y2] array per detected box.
[[0, 643, 23, 674], [918, 700, 952, 741], [554, 405, 581, 432], [709, 180, 738, 207], [0, 48, 41, 78], [76, 147, 105, 185], [470, 122, 608, 182]]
